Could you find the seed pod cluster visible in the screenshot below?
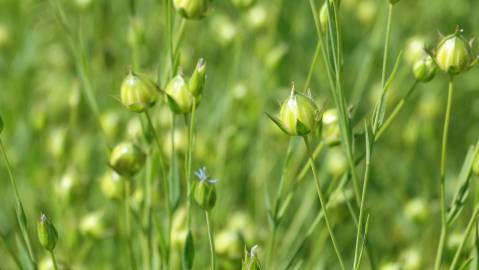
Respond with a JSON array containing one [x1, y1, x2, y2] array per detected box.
[[165, 59, 207, 114]]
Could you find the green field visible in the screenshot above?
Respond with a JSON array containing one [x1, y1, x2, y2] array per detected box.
[[1, 0, 479, 269]]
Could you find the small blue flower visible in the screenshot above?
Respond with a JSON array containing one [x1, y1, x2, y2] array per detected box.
[[195, 166, 217, 184]]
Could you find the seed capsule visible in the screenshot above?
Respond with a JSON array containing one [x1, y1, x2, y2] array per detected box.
[[120, 72, 158, 113], [109, 142, 146, 177], [165, 74, 194, 114], [435, 32, 475, 75], [270, 87, 318, 136], [242, 245, 262, 270], [100, 170, 124, 200], [194, 167, 217, 211], [413, 55, 437, 82], [37, 213, 58, 252], [173, 0, 209, 20], [189, 59, 206, 98]]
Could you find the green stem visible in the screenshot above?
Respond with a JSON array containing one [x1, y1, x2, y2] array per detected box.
[[205, 211, 216, 270], [373, 3, 393, 133], [144, 110, 169, 267], [0, 139, 36, 268], [375, 80, 419, 141], [450, 202, 479, 270], [303, 42, 322, 92], [124, 180, 136, 270], [267, 138, 295, 267], [353, 125, 372, 269], [185, 102, 197, 229], [434, 77, 454, 270], [50, 250, 59, 270], [303, 136, 346, 270]]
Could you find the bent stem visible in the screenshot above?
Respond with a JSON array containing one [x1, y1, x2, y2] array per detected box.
[[303, 135, 346, 270], [205, 211, 216, 270], [0, 138, 36, 267], [434, 77, 454, 270], [50, 250, 59, 270]]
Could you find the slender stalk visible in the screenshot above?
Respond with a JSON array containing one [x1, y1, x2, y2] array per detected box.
[[373, 3, 393, 133], [124, 180, 136, 270], [267, 138, 295, 267], [375, 81, 419, 141], [434, 78, 454, 270], [303, 136, 346, 270], [205, 211, 216, 270], [0, 139, 36, 268], [450, 202, 479, 270], [353, 125, 372, 268], [144, 110, 170, 268], [185, 102, 197, 229], [304, 42, 322, 92], [50, 251, 59, 270]]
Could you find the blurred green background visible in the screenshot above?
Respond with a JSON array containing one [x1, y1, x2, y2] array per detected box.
[[1, 0, 479, 269]]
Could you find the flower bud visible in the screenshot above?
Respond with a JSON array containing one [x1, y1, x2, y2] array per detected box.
[[413, 55, 436, 82], [120, 72, 158, 113], [109, 142, 146, 177], [189, 59, 206, 98], [173, 0, 209, 20], [165, 74, 194, 114], [194, 167, 217, 211], [242, 245, 262, 270], [269, 87, 319, 136], [37, 213, 58, 252], [0, 115, 3, 134], [435, 32, 475, 75], [100, 170, 124, 200]]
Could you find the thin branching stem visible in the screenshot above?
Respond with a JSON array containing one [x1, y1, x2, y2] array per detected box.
[[50, 250, 59, 270], [450, 202, 479, 270]]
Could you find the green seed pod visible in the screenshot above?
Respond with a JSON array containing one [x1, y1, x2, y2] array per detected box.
[[215, 230, 245, 260], [194, 167, 217, 211], [0, 115, 3, 134], [269, 87, 318, 136], [319, 3, 329, 33], [322, 108, 340, 143], [120, 72, 158, 113], [37, 213, 58, 252], [109, 142, 146, 177], [173, 0, 209, 20], [100, 170, 124, 200], [80, 210, 107, 238], [242, 245, 263, 270], [189, 58, 206, 98], [165, 74, 194, 114], [435, 32, 475, 75], [413, 55, 437, 82]]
